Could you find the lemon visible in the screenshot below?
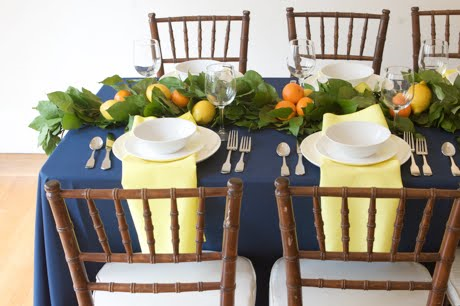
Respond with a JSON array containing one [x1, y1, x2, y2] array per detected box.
[[354, 82, 371, 94], [409, 81, 432, 115], [100, 99, 120, 120], [192, 100, 216, 125], [303, 88, 313, 97], [146, 83, 171, 102]]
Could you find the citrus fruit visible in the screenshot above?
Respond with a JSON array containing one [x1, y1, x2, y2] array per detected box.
[[392, 93, 408, 106], [296, 97, 314, 116], [114, 89, 131, 102], [409, 81, 432, 114], [390, 105, 411, 118], [282, 83, 304, 104], [192, 100, 216, 125], [100, 99, 120, 120], [354, 82, 371, 94], [275, 100, 296, 120], [171, 90, 190, 108], [304, 88, 313, 97], [146, 83, 171, 102]]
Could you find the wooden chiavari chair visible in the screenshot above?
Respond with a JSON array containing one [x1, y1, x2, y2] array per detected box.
[[286, 8, 390, 74], [271, 177, 460, 306], [411, 7, 460, 72], [45, 178, 256, 306], [148, 11, 250, 77]]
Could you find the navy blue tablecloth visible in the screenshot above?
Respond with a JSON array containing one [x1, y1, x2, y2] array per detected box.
[[34, 78, 460, 306]]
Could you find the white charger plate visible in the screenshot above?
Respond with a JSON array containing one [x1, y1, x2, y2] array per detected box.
[[160, 68, 244, 80], [113, 126, 221, 163], [305, 73, 382, 91], [301, 131, 411, 167]]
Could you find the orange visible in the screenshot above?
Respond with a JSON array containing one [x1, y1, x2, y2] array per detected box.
[[275, 100, 296, 120], [296, 97, 314, 116], [390, 106, 411, 118], [171, 90, 190, 108], [114, 89, 131, 102], [282, 83, 304, 104], [392, 93, 408, 106]]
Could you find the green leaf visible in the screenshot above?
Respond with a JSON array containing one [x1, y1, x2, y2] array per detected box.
[[159, 77, 183, 89], [131, 78, 155, 95], [267, 107, 293, 119], [441, 117, 455, 132], [431, 84, 445, 100], [244, 70, 264, 87], [225, 104, 245, 120], [143, 100, 165, 117], [62, 113, 82, 130], [419, 70, 443, 83], [37, 126, 49, 145], [107, 100, 140, 122], [236, 78, 253, 98], [288, 116, 303, 136], [29, 116, 47, 131], [337, 86, 357, 100], [43, 135, 61, 155], [337, 99, 358, 114], [454, 75, 460, 90], [34, 100, 62, 119], [100, 75, 124, 85], [47, 91, 74, 113]]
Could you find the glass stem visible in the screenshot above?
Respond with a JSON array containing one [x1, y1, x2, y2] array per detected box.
[[393, 110, 400, 133], [299, 77, 305, 88], [219, 106, 225, 131]]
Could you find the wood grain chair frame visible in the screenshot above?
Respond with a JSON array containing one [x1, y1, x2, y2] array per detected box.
[[274, 177, 460, 306], [411, 7, 460, 72], [286, 8, 390, 74], [148, 11, 250, 77], [45, 178, 244, 306]]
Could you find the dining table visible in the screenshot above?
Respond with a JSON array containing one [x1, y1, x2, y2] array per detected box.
[[34, 77, 460, 306]]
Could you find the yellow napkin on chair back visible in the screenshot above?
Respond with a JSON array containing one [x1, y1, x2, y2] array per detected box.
[[320, 104, 402, 252], [122, 113, 198, 253]]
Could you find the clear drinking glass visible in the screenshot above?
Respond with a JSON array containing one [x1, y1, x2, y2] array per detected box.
[[205, 63, 237, 141], [286, 39, 316, 87], [381, 66, 414, 130], [133, 39, 162, 78], [418, 39, 449, 75]]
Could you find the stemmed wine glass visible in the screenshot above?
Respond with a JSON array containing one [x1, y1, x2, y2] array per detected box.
[[381, 66, 415, 131], [286, 39, 316, 87], [418, 39, 449, 75], [205, 63, 237, 141], [133, 39, 162, 78]]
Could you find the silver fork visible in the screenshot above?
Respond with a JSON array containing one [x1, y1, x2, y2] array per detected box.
[[235, 136, 251, 173], [403, 131, 421, 176], [221, 130, 238, 174], [295, 141, 305, 175], [415, 136, 433, 176]]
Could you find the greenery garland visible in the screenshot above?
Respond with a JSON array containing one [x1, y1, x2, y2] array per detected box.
[[29, 70, 460, 155]]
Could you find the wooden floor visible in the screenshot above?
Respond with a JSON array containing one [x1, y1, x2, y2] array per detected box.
[[0, 154, 47, 306]]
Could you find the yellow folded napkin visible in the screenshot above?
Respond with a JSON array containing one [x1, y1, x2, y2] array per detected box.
[[320, 104, 402, 252], [122, 113, 198, 253]]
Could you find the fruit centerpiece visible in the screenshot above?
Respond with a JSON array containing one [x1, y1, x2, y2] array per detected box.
[[29, 70, 460, 155]]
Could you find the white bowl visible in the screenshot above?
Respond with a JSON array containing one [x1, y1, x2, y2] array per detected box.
[[324, 121, 391, 158], [320, 62, 374, 86], [175, 60, 220, 80], [132, 118, 197, 154]]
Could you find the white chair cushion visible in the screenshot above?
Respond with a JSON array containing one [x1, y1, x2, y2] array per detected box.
[[270, 258, 432, 306], [93, 256, 256, 306], [447, 248, 460, 306]]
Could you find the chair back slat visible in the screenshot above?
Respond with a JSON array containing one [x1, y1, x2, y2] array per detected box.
[[223, 17, 231, 61], [167, 19, 177, 62], [312, 188, 326, 253], [85, 196, 111, 256], [341, 188, 350, 255], [169, 189, 180, 261], [431, 14, 436, 40], [347, 17, 354, 57], [334, 14, 339, 56], [141, 189, 155, 256], [112, 190, 133, 259], [414, 192, 436, 258], [366, 188, 377, 255], [445, 14, 450, 44], [274, 177, 460, 306], [211, 17, 216, 59], [183, 20, 189, 60], [320, 16, 325, 55], [286, 8, 390, 74], [198, 18, 202, 58], [195, 187, 206, 258], [45, 179, 244, 305], [390, 189, 406, 259], [359, 17, 369, 57]]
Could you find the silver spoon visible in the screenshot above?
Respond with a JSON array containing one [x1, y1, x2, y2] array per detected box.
[[441, 142, 460, 176], [276, 142, 291, 176], [85, 136, 103, 169]]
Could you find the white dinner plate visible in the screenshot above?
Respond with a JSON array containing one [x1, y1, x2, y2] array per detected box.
[[160, 69, 244, 80], [300, 131, 411, 167], [113, 126, 221, 163], [305, 73, 382, 91]]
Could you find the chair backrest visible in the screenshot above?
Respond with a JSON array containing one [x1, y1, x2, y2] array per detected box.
[[274, 177, 460, 306], [411, 7, 460, 71], [286, 8, 390, 74], [45, 178, 243, 306], [148, 11, 250, 77]]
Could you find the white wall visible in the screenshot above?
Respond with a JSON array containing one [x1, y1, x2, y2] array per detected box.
[[2, 0, 459, 153]]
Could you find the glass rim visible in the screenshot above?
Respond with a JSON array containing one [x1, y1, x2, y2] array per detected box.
[[205, 62, 235, 72], [384, 66, 413, 73], [133, 38, 159, 45], [289, 38, 315, 46]]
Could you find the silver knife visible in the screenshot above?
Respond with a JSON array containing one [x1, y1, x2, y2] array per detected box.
[[101, 133, 115, 170]]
